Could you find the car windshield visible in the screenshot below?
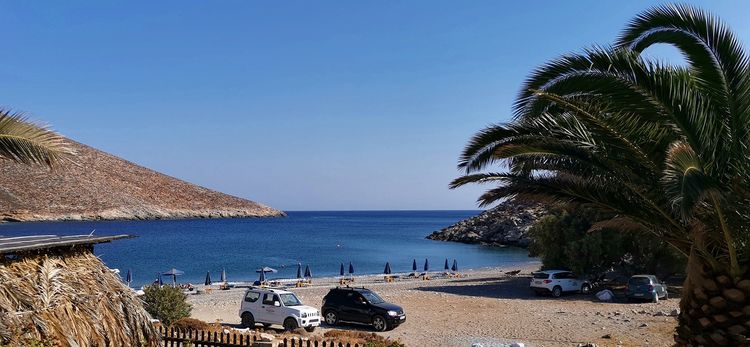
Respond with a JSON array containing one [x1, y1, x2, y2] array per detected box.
[[533, 273, 549, 279], [360, 291, 384, 304], [279, 293, 302, 306], [629, 277, 651, 285]]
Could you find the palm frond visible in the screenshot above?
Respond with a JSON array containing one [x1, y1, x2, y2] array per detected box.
[[0, 110, 74, 167]]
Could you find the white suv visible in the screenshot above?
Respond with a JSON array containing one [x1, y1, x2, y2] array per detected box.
[[238, 288, 320, 332], [530, 270, 591, 297]]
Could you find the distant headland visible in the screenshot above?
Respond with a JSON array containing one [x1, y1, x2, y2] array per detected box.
[[0, 139, 285, 222]]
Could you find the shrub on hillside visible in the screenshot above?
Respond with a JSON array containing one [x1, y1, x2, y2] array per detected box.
[[141, 285, 192, 326]]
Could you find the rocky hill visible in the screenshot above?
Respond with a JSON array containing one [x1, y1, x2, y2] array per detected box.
[[427, 202, 547, 247], [0, 139, 285, 222]]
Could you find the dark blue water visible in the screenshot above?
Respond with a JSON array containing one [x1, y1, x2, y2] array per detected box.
[[0, 211, 535, 286]]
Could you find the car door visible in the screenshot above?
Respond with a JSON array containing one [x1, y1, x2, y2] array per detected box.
[[350, 293, 372, 323], [260, 293, 280, 324], [339, 292, 364, 322]]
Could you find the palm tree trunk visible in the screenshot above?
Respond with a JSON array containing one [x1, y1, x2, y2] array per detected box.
[[675, 248, 750, 346]]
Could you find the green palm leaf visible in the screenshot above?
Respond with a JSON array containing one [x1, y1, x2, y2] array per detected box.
[[0, 110, 74, 167]]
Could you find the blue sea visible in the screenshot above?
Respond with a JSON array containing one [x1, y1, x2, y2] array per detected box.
[[0, 211, 536, 286]]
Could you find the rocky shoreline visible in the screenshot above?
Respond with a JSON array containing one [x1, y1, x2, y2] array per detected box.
[[427, 202, 547, 247]]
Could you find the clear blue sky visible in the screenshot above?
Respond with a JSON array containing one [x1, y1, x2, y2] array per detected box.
[[1, 1, 748, 211]]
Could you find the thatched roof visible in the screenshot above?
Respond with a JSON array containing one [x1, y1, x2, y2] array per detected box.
[[0, 235, 158, 346]]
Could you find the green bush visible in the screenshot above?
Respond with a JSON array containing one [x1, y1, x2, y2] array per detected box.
[[141, 285, 192, 326], [528, 205, 685, 279]]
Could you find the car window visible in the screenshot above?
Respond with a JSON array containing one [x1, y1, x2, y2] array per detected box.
[[245, 292, 260, 303], [533, 273, 549, 279], [280, 293, 302, 307], [262, 293, 278, 305], [629, 277, 650, 285], [553, 272, 568, 279], [360, 291, 385, 304]]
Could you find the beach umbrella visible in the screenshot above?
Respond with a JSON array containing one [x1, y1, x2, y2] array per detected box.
[[205, 271, 212, 286], [162, 268, 185, 287], [156, 273, 163, 286], [348, 262, 354, 274], [424, 258, 429, 272], [255, 267, 278, 274], [444, 259, 450, 271], [126, 269, 132, 286], [304, 265, 312, 278], [384, 262, 392, 275], [339, 263, 344, 276], [452, 259, 458, 272], [259, 270, 266, 283], [412, 259, 417, 272], [296, 263, 302, 279], [221, 268, 227, 283]]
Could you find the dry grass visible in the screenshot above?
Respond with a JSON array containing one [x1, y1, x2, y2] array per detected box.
[[0, 249, 158, 346]]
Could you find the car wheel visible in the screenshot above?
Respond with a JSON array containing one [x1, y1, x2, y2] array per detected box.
[[240, 312, 255, 328], [581, 284, 591, 294], [305, 326, 316, 333], [283, 317, 298, 331], [652, 293, 659, 303], [372, 315, 387, 332], [324, 310, 339, 326], [663, 291, 669, 300], [552, 286, 562, 298]]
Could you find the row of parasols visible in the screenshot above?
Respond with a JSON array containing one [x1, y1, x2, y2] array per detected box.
[[125, 258, 460, 286]]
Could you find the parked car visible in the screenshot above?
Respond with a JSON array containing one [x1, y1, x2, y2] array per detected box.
[[238, 288, 320, 332], [626, 275, 668, 302], [530, 270, 591, 297], [321, 287, 405, 331]]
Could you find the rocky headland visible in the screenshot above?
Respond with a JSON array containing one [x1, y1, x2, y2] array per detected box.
[[0, 139, 285, 222], [427, 202, 547, 247]]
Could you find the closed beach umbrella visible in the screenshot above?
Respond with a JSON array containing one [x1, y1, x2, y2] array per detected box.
[[126, 269, 132, 286], [221, 268, 227, 283], [412, 259, 417, 272], [339, 263, 345, 276], [424, 258, 429, 272], [204, 271, 212, 286], [348, 262, 354, 274], [296, 263, 302, 279], [384, 262, 392, 275], [304, 265, 312, 278], [452, 259, 458, 272], [445, 259, 450, 271], [162, 268, 185, 287]]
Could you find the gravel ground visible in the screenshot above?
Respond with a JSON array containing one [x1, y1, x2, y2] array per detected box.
[[188, 266, 679, 347]]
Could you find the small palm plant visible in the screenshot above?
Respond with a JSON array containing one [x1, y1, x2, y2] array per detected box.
[[452, 5, 749, 346]]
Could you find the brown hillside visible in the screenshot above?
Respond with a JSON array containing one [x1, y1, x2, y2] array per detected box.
[[0, 139, 285, 221]]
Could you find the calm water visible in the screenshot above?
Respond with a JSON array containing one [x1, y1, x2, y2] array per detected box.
[[0, 211, 536, 286]]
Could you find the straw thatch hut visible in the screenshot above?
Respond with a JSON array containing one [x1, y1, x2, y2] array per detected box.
[[0, 235, 159, 346]]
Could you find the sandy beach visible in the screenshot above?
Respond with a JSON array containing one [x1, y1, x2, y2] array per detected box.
[[189, 265, 679, 347]]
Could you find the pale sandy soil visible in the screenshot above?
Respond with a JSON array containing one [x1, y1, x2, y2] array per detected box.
[[188, 265, 679, 347]]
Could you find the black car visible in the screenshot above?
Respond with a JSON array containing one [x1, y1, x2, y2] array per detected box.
[[321, 287, 405, 331]]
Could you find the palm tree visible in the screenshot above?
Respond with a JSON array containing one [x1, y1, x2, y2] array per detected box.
[[452, 5, 749, 346], [0, 109, 73, 167]]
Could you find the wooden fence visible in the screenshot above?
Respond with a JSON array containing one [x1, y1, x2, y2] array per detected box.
[[160, 327, 365, 347]]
